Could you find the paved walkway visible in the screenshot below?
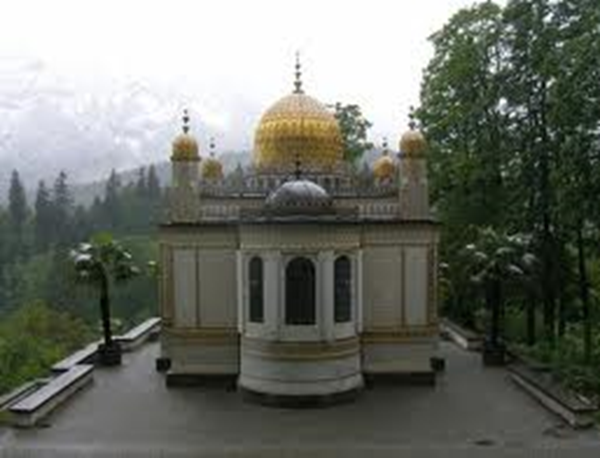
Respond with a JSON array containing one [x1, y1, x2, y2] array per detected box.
[[1, 341, 599, 457]]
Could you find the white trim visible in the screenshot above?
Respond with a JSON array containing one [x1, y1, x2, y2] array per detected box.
[[236, 250, 244, 333]]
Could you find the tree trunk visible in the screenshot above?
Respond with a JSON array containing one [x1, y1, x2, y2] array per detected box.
[[557, 257, 567, 339], [576, 225, 591, 364], [99, 271, 113, 346], [526, 293, 536, 346], [489, 278, 502, 346]]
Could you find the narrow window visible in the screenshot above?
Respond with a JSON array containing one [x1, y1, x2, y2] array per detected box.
[[285, 257, 316, 325], [334, 256, 352, 323], [249, 256, 264, 323]]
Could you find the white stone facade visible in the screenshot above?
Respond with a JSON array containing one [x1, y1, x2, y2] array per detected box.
[[159, 216, 439, 399]]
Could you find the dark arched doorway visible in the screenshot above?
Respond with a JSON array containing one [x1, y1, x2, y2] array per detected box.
[[285, 257, 316, 325], [249, 256, 264, 323], [334, 255, 352, 323]]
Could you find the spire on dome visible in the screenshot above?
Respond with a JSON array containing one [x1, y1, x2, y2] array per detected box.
[[209, 137, 216, 157], [293, 51, 304, 94], [408, 106, 417, 130], [182, 109, 191, 134], [382, 137, 389, 155]]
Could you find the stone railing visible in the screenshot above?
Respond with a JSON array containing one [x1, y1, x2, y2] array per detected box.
[[359, 202, 400, 218]]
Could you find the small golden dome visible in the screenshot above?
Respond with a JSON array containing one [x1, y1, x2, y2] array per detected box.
[[201, 139, 223, 180], [201, 156, 223, 180], [399, 109, 427, 158], [373, 142, 396, 180], [171, 109, 200, 162], [399, 129, 427, 158], [172, 133, 199, 161], [253, 56, 343, 171]]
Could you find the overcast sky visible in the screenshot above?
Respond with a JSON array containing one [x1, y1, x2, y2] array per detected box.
[[0, 0, 490, 186]]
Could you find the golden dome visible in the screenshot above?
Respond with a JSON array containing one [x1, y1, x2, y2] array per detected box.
[[201, 157, 223, 180], [373, 147, 396, 180], [171, 109, 200, 161], [254, 93, 343, 171], [254, 56, 343, 171], [399, 129, 427, 158]]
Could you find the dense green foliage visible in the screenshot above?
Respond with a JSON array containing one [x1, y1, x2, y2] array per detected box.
[[331, 102, 373, 164], [0, 166, 161, 393], [0, 302, 92, 393], [420, 0, 600, 391]]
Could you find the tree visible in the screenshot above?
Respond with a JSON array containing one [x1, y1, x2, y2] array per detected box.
[[103, 169, 122, 230], [8, 170, 29, 257], [146, 165, 161, 202], [330, 102, 373, 164], [70, 233, 139, 365], [51, 171, 74, 246], [503, 0, 561, 345], [33, 180, 52, 252], [463, 228, 535, 365]]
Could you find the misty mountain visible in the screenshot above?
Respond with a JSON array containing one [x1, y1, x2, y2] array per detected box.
[[0, 58, 258, 202]]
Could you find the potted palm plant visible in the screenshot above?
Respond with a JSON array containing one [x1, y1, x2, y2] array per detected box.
[[71, 233, 139, 366]]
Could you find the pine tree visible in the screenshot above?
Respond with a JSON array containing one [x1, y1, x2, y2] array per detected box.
[[8, 170, 29, 258], [51, 171, 74, 246], [34, 180, 52, 252], [103, 169, 122, 230], [135, 167, 147, 199], [146, 165, 161, 202]]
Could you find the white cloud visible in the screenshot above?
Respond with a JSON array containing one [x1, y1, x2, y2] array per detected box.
[[0, 0, 488, 188]]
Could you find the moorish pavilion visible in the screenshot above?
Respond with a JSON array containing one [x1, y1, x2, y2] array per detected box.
[[157, 57, 440, 405]]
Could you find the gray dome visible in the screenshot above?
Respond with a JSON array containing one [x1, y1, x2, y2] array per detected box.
[[266, 179, 333, 214]]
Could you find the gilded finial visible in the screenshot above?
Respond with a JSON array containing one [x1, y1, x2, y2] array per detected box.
[[182, 109, 190, 134], [294, 51, 304, 94], [408, 106, 417, 130]]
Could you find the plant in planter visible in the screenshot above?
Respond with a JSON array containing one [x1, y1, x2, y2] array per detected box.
[[70, 233, 140, 366], [463, 228, 535, 366]]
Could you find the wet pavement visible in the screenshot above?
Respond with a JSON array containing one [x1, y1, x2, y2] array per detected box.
[[1, 340, 599, 457]]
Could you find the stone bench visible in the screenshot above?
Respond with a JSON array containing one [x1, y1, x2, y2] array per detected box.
[[51, 340, 101, 373], [0, 380, 45, 412], [509, 363, 596, 429], [9, 364, 94, 428], [117, 317, 161, 352], [440, 319, 483, 351]]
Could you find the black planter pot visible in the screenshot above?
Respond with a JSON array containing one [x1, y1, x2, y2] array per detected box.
[[97, 341, 122, 366], [482, 339, 506, 366]]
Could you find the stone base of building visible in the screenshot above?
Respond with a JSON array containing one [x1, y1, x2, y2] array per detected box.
[[166, 371, 237, 389], [239, 385, 362, 408], [364, 370, 436, 386]]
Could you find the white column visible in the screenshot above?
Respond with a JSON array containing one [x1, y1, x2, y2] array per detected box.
[[264, 251, 280, 340], [356, 250, 364, 333], [319, 251, 335, 342], [236, 250, 244, 333]]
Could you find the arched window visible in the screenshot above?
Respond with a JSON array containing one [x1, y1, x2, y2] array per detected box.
[[249, 257, 264, 323], [285, 257, 316, 325], [334, 256, 352, 323]]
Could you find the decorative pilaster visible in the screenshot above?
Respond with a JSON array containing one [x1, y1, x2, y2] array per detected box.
[[319, 251, 335, 342], [237, 250, 244, 333], [398, 108, 430, 220], [169, 109, 201, 223], [356, 250, 364, 334], [264, 251, 281, 340]]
